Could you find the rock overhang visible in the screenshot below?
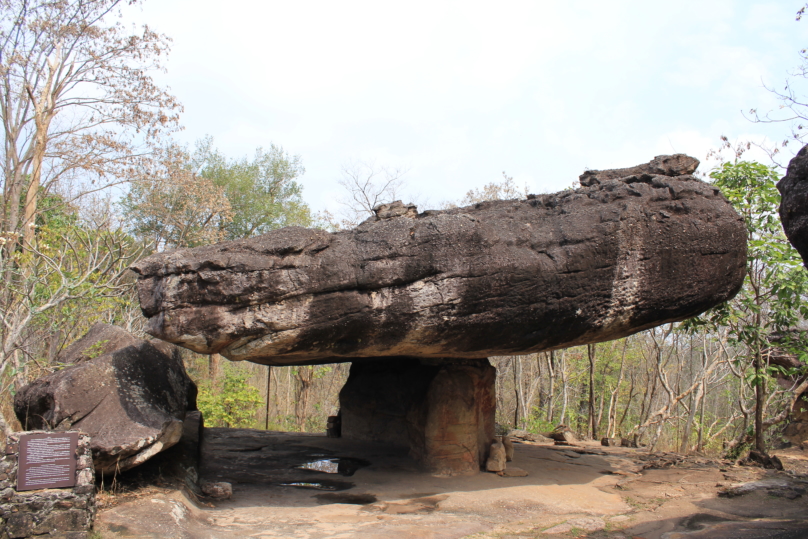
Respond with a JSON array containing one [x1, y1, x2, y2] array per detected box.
[[131, 156, 747, 367]]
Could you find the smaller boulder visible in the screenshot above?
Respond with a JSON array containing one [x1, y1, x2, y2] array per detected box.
[[502, 435, 514, 462], [548, 425, 578, 443], [201, 481, 232, 499], [372, 200, 418, 220], [508, 429, 553, 444], [486, 440, 506, 472], [620, 437, 639, 448], [601, 437, 622, 447], [14, 324, 197, 475]]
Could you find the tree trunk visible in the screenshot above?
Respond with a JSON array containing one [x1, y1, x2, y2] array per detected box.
[[294, 366, 315, 431], [22, 50, 60, 247], [560, 349, 568, 424], [588, 343, 597, 439], [265, 366, 272, 430], [547, 351, 556, 423], [754, 349, 765, 452], [697, 378, 706, 451], [680, 381, 703, 453], [513, 356, 526, 428], [209, 353, 222, 385]]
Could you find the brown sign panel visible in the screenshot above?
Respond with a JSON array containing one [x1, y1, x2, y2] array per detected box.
[[17, 432, 78, 491]]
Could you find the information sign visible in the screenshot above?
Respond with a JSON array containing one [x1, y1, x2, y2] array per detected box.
[[17, 432, 78, 491]]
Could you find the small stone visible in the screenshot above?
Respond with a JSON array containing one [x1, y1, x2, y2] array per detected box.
[[73, 484, 94, 496], [497, 466, 528, 477], [502, 435, 514, 462], [201, 481, 232, 499], [486, 441, 506, 472], [548, 425, 577, 443]]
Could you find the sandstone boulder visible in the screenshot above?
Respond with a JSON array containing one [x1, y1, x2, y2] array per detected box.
[[778, 144, 808, 267], [502, 435, 514, 461], [507, 429, 553, 444], [339, 358, 495, 475], [14, 323, 197, 474], [131, 155, 746, 366], [548, 425, 578, 443], [486, 440, 506, 472]]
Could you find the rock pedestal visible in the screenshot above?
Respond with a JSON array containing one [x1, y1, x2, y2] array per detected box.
[[339, 359, 495, 475], [131, 155, 746, 365], [129, 154, 748, 475]]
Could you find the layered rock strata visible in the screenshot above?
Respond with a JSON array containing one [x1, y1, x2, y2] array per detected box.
[[132, 155, 746, 366], [14, 324, 198, 474]]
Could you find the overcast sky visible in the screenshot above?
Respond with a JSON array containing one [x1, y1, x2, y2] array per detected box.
[[128, 1, 808, 214]]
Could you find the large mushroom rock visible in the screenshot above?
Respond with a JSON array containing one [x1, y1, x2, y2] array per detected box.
[[131, 154, 746, 474], [778, 144, 808, 266], [14, 323, 197, 474], [131, 155, 746, 365]]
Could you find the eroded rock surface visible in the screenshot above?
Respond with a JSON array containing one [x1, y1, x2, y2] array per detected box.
[[778, 144, 808, 266], [340, 358, 495, 475], [131, 155, 746, 366], [14, 323, 197, 474]]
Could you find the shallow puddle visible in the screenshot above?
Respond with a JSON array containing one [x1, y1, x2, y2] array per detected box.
[[294, 457, 370, 477], [315, 492, 378, 505], [279, 480, 355, 491]]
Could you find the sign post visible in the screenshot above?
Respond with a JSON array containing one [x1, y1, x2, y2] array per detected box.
[[17, 432, 78, 491]]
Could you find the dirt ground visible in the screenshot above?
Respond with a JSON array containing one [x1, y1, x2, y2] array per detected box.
[[93, 428, 808, 539]]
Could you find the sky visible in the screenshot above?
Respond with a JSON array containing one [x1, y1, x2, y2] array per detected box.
[[127, 0, 808, 215]]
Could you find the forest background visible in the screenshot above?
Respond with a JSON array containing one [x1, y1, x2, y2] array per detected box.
[[2, 0, 808, 457]]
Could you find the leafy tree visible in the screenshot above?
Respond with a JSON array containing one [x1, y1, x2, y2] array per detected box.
[[0, 0, 181, 249], [122, 137, 312, 250], [196, 366, 263, 428], [687, 161, 808, 452], [191, 137, 312, 240], [122, 143, 233, 250]]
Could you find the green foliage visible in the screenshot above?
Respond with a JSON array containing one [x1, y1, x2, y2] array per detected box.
[[192, 136, 313, 240], [197, 366, 264, 428], [687, 161, 808, 358], [523, 410, 554, 435], [84, 340, 110, 360]]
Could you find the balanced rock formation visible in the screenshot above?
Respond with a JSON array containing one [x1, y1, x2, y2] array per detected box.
[[132, 155, 745, 365], [14, 323, 197, 474], [131, 154, 747, 474]]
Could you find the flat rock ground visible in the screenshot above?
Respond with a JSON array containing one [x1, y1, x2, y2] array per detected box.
[[93, 429, 808, 539]]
